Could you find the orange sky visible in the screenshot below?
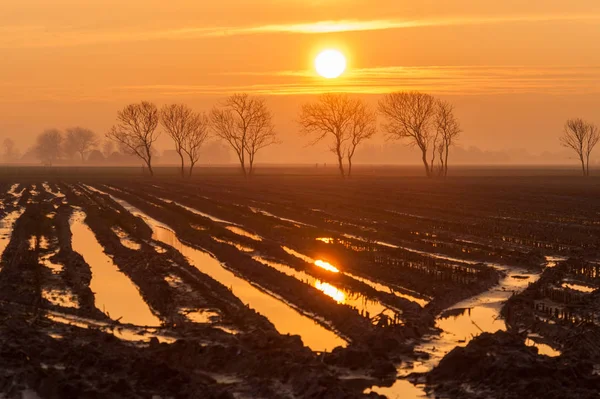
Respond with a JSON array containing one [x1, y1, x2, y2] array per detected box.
[[1, 0, 600, 163]]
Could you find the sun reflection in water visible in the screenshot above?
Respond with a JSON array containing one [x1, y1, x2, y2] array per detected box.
[[315, 280, 346, 303], [316, 237, 335, 244], [315, 259, 340, 273]]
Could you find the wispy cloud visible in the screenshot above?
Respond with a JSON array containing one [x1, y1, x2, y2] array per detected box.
[[1, 13, 600, 48], [3, 65, 599, 102], [113, 66, 600, 97]]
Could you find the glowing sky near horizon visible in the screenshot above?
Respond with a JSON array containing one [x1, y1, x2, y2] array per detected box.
[[1, 0, 600, 160]]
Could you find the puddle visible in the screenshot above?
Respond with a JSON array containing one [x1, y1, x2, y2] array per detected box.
[[365, 380, 430, 399], [561, 279, 596, 293], [402, 267, 539, 375], [96, 189, 347, 352], [250, 207, 313, 227], [7, 183, 20, 197], [39, 236, 49, 250], [42, 289, 79, 309], [316, 237, 335, 244], [525, 335, 561, 357], [40, 251, 64, 274], [545, 255, 567, 268], [314, 259, 340, 273], [368, 266, 539, 397], [69, 210, 161, 326], [111, 226, 142, 250], [253, 256, 399, 320], [225, 226, 263, 241], [0, 209, 24, 270], [212, 237, 254, 253], [283, 246, 430, 307], [157, 197, 238, 225], [181, 308, 221, 323], [28, 236, 37, 250], [47, 313, 175, 343], [344, 234, 481, 265], [42, 182, 65, 198]]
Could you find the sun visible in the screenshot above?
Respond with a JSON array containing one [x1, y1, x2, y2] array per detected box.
[[315, 49, 347, 79]]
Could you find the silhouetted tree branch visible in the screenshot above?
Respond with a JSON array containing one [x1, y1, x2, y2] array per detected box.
[[434, 100, 462, 177], [211, 93, 276, 177], [560, 118, 600, 176], [182, 112, 211, 177], [107, 101, 160, 176], [379, 91, 437, 177], [299, 93, 376, 178]]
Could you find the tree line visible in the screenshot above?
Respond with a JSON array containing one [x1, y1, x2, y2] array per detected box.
[[22, 90, 600, 177]]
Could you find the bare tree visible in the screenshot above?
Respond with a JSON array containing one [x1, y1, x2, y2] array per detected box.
[[246, 105, 278, 176], [434, 100, 462, 177], [379, 91, 437, 177], [298, 93, 376, 178], [160, 104, 190, 178], [35, 129, 63, 166], [2, 138, 20, 162], [102, 140, 115, 158], [106, 101, 160, 176], [211, 93, 277, 177], [64, 127, 98, 162], [160, 104, 212, 178], [560, 118, 600, 176], [182, 112, 211, 177]]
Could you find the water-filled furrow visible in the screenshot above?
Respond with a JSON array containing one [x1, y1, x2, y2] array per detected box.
[[95, 188, 347, 352], [69, 209, 160, 326], [283, 246, 430, 307]]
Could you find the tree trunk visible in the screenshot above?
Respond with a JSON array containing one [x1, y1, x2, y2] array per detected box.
[[146, 159, 154, 177], [178, 151, 185, 178], [237, 150, 247, 178], [586, 154, 591, 176], [188, 161, 196, 178], [444, 143, 450, 177], [347, 155, 353, 178], [421, 149, 430, 177], [580, 155, 586, 176], [337, 151, 346, 178]]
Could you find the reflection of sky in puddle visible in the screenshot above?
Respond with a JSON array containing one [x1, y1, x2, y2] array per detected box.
[[39, 236, 49, 249], [316, 237, 335, 244], [225, 226, 262, 241], [364, 380, 430, 399], [404, 268, 539, 375], [42, 289, 79, 309], [250, 206, 312, 227], [0, 209, 24, 271], [212, 236, 254, 252], [47, 313, 175, 343], [97, 189, 346, 352], [111, 226, 141, 250], [42, 182, 65, 198], [156, 197, 237, 225], [181, 308, 220, 323], [70, 210, 160, 326], [525, 336, 561, 357], [561, 279, 596, 293]]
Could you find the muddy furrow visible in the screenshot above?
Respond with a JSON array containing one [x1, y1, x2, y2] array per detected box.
[[94, 184, 431, 364]]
